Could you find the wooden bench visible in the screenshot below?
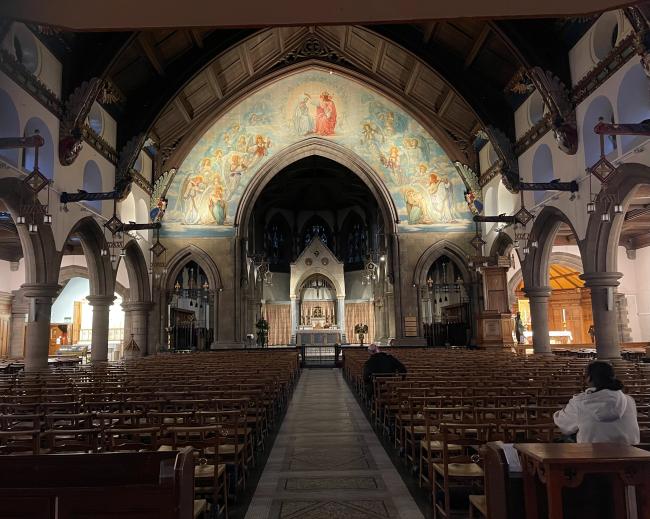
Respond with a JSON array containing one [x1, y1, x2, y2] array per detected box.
[[0, 447, 194, 519]]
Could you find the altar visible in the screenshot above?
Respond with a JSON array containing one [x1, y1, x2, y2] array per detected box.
[[296, 329, 342, 346]]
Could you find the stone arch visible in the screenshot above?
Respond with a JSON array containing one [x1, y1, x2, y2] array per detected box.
[[120, 239, 151, 302], [61, 216, 114, 297], [162, 244, 223, 292], [234, 138, 399, 239], [412, 240, 473, 287], [58, 264, 129, 300], [616, 64, 650, 154], [0, 88, 21, 165], [0, 177, 58, 285], [583, 162, 650, 273], [82, 160, 103, 213], [23, 116, 55, 181], [531, 144, 554, 204], [490, 232, 514, 258], [522, 206, 585, 289], [508, 251, 584, 303], [292, 267, 344, 299]]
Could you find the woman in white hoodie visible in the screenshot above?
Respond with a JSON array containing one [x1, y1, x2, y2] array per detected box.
[[554, 361, 640, 444]]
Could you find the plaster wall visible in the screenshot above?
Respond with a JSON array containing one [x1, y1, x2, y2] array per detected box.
[[568, 11, 632, 87], [2, 23, 62, 97], [0, 259, 26, 292]]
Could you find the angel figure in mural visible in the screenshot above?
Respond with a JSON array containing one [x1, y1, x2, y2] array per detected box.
[[404, 189, 431, 225], [246, 135, 271, 168], [361, 121, 384, 157], [293, 94, 314, 135], [181, 175, 206, 225], [381, 145, 403, 184], [437, 175, 458, 222], [315, 91, 337, 136], [208, 178, 227, 225]]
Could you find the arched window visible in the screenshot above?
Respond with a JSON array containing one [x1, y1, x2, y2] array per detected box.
[[23, 117, 54, 180], [12, 24, 39, 75], [617, 64, 650, 154], [591, 12, 620, 62], [82, 161, 102, 213], [264, 213, 292, 268], [168, 261, 214, 351], [340, 211, 368, 266], [532, 144, 554, 204], [0, 88, 20, 165], [301, 216, 332, 249]]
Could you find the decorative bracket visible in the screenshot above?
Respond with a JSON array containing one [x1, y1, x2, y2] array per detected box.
[[59, 77, 105, 166]]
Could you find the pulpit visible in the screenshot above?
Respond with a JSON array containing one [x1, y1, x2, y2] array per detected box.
[[478, 263, 515, 350]]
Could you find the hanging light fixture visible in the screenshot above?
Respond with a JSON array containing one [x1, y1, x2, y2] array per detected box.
[[100, 248, 108, 257], [119, 248, 126, 257], [601, 212, 610, 222], [614, 204, 623, 214], [28, 222, 38, 233], [530, 241, 538, 249], [523, 246, 530, 255], [587, 201, 596, 214]]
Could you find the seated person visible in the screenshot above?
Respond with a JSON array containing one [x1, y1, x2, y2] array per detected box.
[[554, 361, 639, 444], [362, 344, 406, 399]]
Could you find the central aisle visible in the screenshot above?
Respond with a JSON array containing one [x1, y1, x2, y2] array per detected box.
[[245, 369, 425, 519]]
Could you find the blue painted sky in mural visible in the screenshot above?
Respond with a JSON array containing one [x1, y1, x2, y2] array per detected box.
[[162, 68, 475, 237]]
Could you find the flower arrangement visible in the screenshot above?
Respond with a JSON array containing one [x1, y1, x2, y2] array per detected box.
[[354, 323, 369, 347]]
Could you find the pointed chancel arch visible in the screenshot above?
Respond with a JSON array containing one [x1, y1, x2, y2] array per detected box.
[[161, 67, 477, 239], [162, 244, 223, 292]]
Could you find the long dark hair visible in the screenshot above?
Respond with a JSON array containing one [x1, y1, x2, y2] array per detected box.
[[586, 361, 624, 392]]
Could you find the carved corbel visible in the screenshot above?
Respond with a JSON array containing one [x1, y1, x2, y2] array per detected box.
[[485, 126, 520, 193], [530, 67, 578, 155], [58, 77, 105, 166], [114, 133, 147, 199], [624, 6, 650, 78]]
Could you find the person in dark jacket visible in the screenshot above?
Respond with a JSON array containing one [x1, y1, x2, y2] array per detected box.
[[363, 344, 407, 399]]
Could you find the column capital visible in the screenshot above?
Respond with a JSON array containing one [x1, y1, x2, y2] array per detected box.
[[580, 272, 622, 288], [21, 283, 60, 299], [86, 294, 116, 307], [523, 286, 552, 299], [122, 301, 154, 312]]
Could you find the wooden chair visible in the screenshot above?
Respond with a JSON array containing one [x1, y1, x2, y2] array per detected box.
[[468, 494, 487, 518], [432, 423, 493, 519], [419, 407, 470, 488], [105, 426, 160, 452], [42, 428, 100, 453], [0, 429, 40, 454], [167, 425, 229, 519]]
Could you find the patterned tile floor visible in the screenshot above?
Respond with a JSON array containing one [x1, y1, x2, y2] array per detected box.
[[244, 369, 425, 519]]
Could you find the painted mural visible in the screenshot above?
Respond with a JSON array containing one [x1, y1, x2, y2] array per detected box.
[[162, 68, 477, 237]]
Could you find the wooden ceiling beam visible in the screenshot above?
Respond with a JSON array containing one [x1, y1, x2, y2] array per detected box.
[[437, 89, 455, 118], [137, 32, 166, 76], [174, 94, 194, 123], [464, 25, 491, 69], [422, 21, 438, 43], [187, 29, 204, 48], [204, 66, 223, 99]]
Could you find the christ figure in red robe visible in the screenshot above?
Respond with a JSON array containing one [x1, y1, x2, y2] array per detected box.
[[315, 91, 337, 136]]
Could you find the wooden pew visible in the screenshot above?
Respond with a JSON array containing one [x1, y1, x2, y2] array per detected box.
[[0, 447, 194, 519]]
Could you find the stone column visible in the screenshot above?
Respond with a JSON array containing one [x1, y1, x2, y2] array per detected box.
[[581, 272, 622, 360], [122, 301, 154, 357], [290, 296, 298, 345], [21, 284, 59, 371], [9, 289, 29, 359], [87, 295, 116, 362], [524, 286, 552, 355], [337, 296, 347, 342]]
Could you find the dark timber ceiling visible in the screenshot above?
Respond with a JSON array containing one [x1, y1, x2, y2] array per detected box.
[[11, 14, 612, 178]]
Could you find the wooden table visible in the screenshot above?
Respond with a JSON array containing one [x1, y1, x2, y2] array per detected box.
[[515, 443, 650, 519]]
